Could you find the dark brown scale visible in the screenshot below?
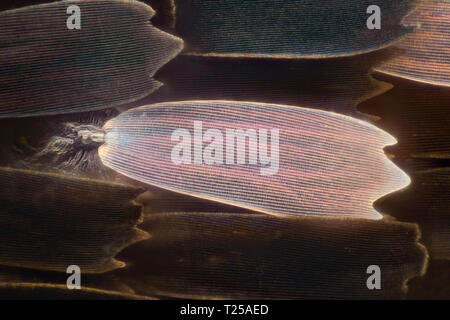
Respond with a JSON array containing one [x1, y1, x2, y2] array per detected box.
[[0, 0, 183, 118]]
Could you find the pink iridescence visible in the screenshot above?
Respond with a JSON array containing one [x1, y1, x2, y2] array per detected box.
[[99, 101, 410, 220]]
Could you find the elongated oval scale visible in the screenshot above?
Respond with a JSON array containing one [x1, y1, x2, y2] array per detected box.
[[118, 212, 427, 299], [0, 167, 148, 273], [0, 0, 183, 118], [375, 0, 450, 86], [175, 0, 416, 58], [99, 101, 411, 220]]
